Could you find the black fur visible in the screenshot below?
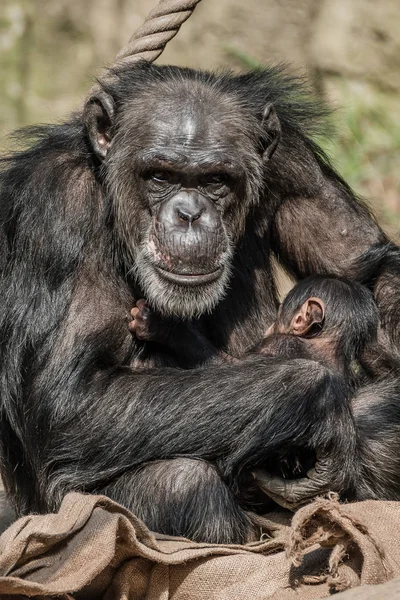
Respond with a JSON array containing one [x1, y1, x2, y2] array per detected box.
[[0, 62, 399, 542], [277, 275, 379, 377], [255, 276, 400, 506], [354, 378, 400, 500]]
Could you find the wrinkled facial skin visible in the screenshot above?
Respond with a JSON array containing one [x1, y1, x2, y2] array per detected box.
[[106, 83, 264, 319]]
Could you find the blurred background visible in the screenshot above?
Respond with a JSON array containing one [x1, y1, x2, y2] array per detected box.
[[1, 0, 399, 241]]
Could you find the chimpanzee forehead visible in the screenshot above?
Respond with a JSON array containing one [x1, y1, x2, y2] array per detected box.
[[121, 82, 257, 154]]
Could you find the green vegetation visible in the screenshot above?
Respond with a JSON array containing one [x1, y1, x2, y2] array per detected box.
[[321, 78, 400, 239]]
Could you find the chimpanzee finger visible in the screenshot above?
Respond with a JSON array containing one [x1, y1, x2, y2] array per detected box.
[[135, 299, 149, 316], [129, 301, 150, 334], [252, 467, 332, 509], [128, 307, 139, 332]]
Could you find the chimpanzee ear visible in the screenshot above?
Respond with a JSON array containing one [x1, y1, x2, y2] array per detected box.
[[261, 103, 281, 161], [83, 91, 115, 161], [292, 297, 325, 337]]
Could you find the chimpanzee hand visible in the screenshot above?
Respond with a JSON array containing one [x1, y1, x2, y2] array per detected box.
[[129, 300, 231, 367], [129, 299, 174, 344], [252, 453, 335, 510]]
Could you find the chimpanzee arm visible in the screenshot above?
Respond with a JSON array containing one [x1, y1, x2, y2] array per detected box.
[[270, 176, 400, 346], [352, 377, 400, 500], [369, 245, 400, 347], [6, 349, 355, 515]]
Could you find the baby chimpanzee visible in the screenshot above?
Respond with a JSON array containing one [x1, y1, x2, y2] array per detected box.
[[252, 275, 400, 507], [258, 275, 382, 385]]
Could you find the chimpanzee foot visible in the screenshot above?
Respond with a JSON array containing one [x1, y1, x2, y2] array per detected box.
[[252, 455, 335, 510]]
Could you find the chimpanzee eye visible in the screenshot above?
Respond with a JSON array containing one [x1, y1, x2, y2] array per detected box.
[[202, 173, 229, 187], [150, 170, 171, 183]]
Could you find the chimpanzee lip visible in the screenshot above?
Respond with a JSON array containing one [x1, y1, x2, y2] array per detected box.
[[155, 266, 223, 286]]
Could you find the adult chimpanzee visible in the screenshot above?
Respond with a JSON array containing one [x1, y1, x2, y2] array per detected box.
[[251, 275, 400, 508], [0, 62, 400, 543]]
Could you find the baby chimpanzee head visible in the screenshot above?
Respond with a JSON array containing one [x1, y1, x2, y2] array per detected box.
[[270, 275, 379, 367]]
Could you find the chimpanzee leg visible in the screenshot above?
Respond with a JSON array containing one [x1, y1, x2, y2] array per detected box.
[[101, 458, 253, 544]]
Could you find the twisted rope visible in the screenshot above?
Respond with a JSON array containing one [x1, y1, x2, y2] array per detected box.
[[115, 0, 202, 66], [89, 0, 202, 94]]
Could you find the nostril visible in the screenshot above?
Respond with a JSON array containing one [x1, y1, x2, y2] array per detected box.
[[177, 209, 202, 223], [192, 212, 202, 222], [177, 210, 190, 222]]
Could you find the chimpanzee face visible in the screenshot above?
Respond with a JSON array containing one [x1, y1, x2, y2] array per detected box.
[[85, 78, 280, 318]]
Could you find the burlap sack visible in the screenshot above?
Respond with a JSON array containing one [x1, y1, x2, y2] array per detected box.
[[0, 492, 398, 599], [334, 577, 400, 599]]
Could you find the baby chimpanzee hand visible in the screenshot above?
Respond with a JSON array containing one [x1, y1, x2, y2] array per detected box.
[[129, 299, 173, 344]]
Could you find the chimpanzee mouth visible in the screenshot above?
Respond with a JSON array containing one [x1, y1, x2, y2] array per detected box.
[[155, 266, 223, 286]]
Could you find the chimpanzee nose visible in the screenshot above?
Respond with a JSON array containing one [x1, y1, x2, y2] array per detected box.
[[158, 192, 218, 231], [173, 194, 205, 227], [177, 206, 202, 223]]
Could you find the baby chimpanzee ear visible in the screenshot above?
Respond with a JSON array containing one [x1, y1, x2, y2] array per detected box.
[[261, 103, 281, 161], [292, 297, 325, 337]]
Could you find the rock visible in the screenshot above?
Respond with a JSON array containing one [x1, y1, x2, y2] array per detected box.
[[312, 0, 400, 91]]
